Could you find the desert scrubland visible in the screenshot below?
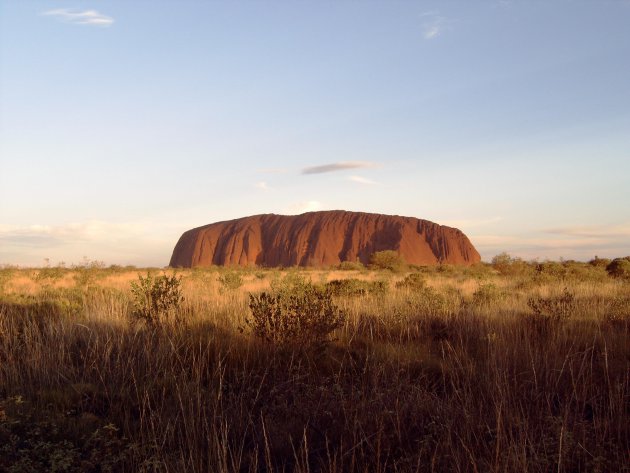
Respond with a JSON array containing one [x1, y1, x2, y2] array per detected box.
[[0, 258, 629, 472]]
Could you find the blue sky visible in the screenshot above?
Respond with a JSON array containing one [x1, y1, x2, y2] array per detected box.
[[1, 1, 629, 266]]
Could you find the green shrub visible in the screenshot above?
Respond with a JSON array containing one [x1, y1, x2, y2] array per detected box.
[[325, 278, 388, 297], [436, 264, 455, 274], [471, 283, 503, 307], [463, 263, 494, 280], [605, 296, 630, 329], [73, 260, 105, 289], [130, 273, 184, 325], [606, 257, 630, 279], [39, 287, 86, 317], [369, 250, 406, 272], [32, 266, 66, 285], [408, 264, 431, 273], [410, 286, 451, 317], [534, 261, 568, 280], [527, 288, 575, 322], [269, 271, 312, 295], [0, 267, 15, 294], [523, 288, 575, 338], [218, 271, 244, 291], [337, 261, 365, 271], [395, 273, 426, 290], [491, 252, 532, 276], [589, 256, 611, 268], [560, 261, 608, 282], [247, 284, 345, 349]]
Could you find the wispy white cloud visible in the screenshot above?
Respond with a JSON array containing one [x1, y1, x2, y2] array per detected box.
[[472, 235, 612, 250], [255, 181, 270, 191], [544, 223, 630, 238], [420, 11, 449, 40], [42, 9, 114, 27], [302, 161, 376, 175], [283, 201, 323, 215], [423, 24, 441, 40], [0, 221, 145, 247], [348, 175, 377, 185]]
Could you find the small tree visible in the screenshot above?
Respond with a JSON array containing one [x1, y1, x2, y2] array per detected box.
[[130, 273, 184, 325], [606, 257, 630, 279], [589, 256, 611, 268], [369, 250, 406, 272], [491, 252, 532, 276]]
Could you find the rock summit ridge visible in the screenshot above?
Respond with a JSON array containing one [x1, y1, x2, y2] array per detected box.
[[169, 210, 481, 268]]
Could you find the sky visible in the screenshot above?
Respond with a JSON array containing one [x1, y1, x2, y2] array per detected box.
[[1, 1, 629, 267]]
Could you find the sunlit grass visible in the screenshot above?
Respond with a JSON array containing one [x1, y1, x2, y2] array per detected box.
[[0, 262, 628, 472]]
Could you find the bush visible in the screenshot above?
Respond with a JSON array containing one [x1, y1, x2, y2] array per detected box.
[[33, 266, 66, 285], [524, 288, 576, 338], [410, 286, 451, 317], [535, 261, 568, 280], [471, 283, 503, 307], [325, 278, 388, 297], [247, 284, 345, 349], [606, 257, 630, 279], [73, 260, 105, 289], [218, 271, 243, 291], [491, 252, 532, 276], [395, 273, 426, 290], [589, 256, 611, 268], [269, 271, 312, 295], [337, 261, 365, 271], [0, 267, 15, 294], [130, 273, 184, 325], [527, 288, 575, 322], [605, 296, 630, 329], [369, 250, 406, 272], [463, 263, 495, 280]]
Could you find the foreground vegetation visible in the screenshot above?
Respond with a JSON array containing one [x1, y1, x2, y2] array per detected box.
[[0, 258, 629, 472]]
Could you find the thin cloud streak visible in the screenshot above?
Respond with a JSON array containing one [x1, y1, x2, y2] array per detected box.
[[421, 11, 448, 40], [348, 175, 377, 185], [42, 9, 114, 27], [302, 161, 376, 175], [544, 223, 630, 238], [283, 201, 323, 215], [0, 221, 145, 247], [255, 181, 270, 191]]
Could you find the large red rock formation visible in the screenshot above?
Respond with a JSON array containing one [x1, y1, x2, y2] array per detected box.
[[169, 211, 481, 268]]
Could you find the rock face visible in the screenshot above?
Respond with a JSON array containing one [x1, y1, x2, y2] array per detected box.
[[169, 211, 481, 268]]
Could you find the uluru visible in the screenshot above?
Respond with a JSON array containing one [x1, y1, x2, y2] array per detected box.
[[169, 211, 480, 268]]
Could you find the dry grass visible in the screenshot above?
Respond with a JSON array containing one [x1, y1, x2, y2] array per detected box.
[[0, 263, 629, 472]]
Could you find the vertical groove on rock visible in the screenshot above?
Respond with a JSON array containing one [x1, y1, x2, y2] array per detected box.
[[169, 211, 481, 268]]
